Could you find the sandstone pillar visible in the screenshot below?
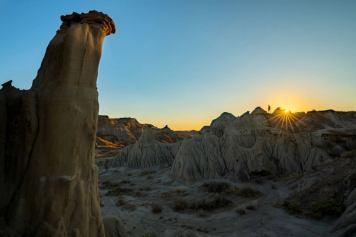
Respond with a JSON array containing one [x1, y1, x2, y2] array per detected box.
[[0, 11, 115, 237]]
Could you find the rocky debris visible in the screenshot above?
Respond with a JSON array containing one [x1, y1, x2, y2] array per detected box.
[[171, 108, 356, 183], [0, 10, 114, 236]]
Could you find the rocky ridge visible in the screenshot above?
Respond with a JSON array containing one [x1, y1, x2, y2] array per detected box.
[[171, 108, 356, 183]]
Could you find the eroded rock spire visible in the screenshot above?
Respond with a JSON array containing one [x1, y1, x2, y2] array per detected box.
[[0, 10, 115, 236]]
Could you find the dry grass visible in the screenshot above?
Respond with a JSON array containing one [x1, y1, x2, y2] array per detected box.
[[172, 195, 232, 212], [140, 170, 156, 176], [142, 232, 157, 237], [201, 181, 234, 193], [201, 181, 262, 199], [105, 185, 133, 196], [236, 187, 262, 198], [160, 189, 187, 199]]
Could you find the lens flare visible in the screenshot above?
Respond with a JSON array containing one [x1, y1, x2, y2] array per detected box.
[[270, 108, 298, 133]]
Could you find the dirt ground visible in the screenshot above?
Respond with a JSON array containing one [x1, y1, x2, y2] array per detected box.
[[99, 167, 332, 237]]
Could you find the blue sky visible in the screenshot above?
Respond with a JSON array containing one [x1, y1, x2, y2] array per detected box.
[[0, 0, 356, 129]]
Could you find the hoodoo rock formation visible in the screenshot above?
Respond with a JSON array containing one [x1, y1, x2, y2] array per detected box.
[[0, 11, 115, 236]]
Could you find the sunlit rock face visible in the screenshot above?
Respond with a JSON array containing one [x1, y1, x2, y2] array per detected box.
[[97, 116, 148, 147], [0, 11, 115, 236], [96, 115, 195, 151], [171, 109, 356, 183]]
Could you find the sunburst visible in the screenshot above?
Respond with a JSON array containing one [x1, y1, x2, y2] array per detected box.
[[269, 108, 298, 133]]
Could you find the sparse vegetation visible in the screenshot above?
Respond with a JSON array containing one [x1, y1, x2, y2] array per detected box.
[[236, 187, 262, 198], [140, 170, 156, 176], [201, 181, 262, 198], [173, 199, 189, 212], [284, 195, 344, 219], [151, 204, 162, 214], [116, 196, 126, 206], [172, 195, 232, 212], [236, 208, 246, 215], [134, 191, 146, 197], [283, 176, 348, 220], [106, 185, 133, 196], [246, 204, 256, 210], [160, 189, 187, 199], [197, 210, 209, 217], [201, 181, 234, 193], [142, 232, 157, 237], [122, 203, 137, 211], [139, 186, 151, 191]]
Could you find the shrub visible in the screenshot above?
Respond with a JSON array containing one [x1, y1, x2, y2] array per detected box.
[[172, 195, 232, 212], [173, 199, 189, 212], [151, 204, 162, 214], [283, 194, 345, 219], [191, 196, 232, 211], [140, 170, 156, 176], [236, 208, 246, 215], [116, 196, 126, 206], [106, 185, 132, 196], [236, 187, 262, 198], [201, 181, 233, 193], [160, 189, 187, 199], [201, 181, 262, 198], [246, 204, 256, 210], [142, 232, 157, 237]]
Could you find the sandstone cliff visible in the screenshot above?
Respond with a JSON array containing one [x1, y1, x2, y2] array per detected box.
[[0, 11, 115, 237]]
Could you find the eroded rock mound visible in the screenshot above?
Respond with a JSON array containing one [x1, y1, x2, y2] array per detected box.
[[0, 10, 115, 237], [97, 116, 150, 147], [96, 115, 195, 158], [171, 108, 356, 183], [99, 128, 181, 169]]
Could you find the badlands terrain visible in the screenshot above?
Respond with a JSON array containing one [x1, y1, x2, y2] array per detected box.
[[0, 9, 355, 237], [96, 108, 356, 237]]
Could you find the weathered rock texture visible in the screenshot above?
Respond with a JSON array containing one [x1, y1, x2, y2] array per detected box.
[[95, 116, 197, 169], [97, 116, 151, 148], [96, 115, 196, 159], [171, 108, 356, 183], [97, 128, 182, 169], [0, 11, 115, 236]]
